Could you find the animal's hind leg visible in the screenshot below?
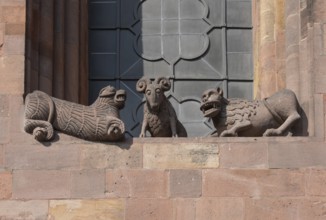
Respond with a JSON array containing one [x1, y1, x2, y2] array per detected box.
[[24, 119, 54, 141], [263, 112, 301, 136]]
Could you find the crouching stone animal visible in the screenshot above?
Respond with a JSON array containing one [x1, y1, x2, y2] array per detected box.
[[136, 77, 187, 137], [200, 88, 301, 137], [24, 85, 126, 141]]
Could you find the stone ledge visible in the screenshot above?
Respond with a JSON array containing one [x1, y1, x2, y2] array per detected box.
[[4, 133, 326, 170]]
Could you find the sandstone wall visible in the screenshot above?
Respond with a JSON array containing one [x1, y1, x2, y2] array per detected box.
[[0, 0, 326, 219]]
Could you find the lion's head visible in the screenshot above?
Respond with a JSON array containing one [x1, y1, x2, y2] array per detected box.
[[97, 86, 126, 109], [200, 87, 225, 118]]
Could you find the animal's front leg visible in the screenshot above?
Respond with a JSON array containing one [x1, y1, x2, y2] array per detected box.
[[139, 119, 148, 138], [169, 116, 178, 137], [220, 121, 251, 137]]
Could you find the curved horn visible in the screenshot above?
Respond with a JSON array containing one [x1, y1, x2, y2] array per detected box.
[[155, 77, 171, 91], [136, 77, 151, 93]]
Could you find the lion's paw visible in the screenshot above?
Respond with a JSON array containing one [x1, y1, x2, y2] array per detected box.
[[263, 128, 282, 136], [220, 130, 238, 137]]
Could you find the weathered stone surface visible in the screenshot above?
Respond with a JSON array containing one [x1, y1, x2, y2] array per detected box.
[[170, 170, 202, 198], [203, 169, 305, 197], [1, 6, 25, 23], [0, 0, 25, 6], [49, 199, 125, 220], [106, 169, 168, 198], [173, 199, 196, 220], [13, 170, 70, 199], [81, 143, 142, 169], [306, 169, 326, 196], [269, 141, 326, 168], [143, 143, 219, 169], [0, 55, 24, 94], [3, 35, 24, 55], [5, 23, 25, 35], [0, 95, 9, 117], [126, 199, 173, 220], [314, 94, 325, 137], [0, 200, 48, 220], [0, 171, 11, 199], [245, 198, 302, 219], [196, 198, 244, 220], [301, 198, 326, 220], [220, 142, 268, 168], [5, 144, 81, 170], [0, 117, 9, 143], [0, 145, 4, 168], [70, 170, 106, 199]]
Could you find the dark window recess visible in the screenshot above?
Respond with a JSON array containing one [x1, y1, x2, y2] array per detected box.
[[88, 0, 253, 137]]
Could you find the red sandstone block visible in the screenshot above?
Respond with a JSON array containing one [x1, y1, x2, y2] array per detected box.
[[169, 170, 202, 198], [0, 145, 4, 168], [70, 170, 106, 199], [202, 169, 305, 197], [244, 198, 303, 219], [5, 144, 81, 170], [220, 142, 268, 168], [306, 169, 326, 196], [301, 197, 326, 220], [0, 200, 48, 219], [3, 35, 24, 55], [106, 169, 168, 198], [0, 95, 9, 117], [196, 198, 244, 220], [8, 94, 24, 133], [173, 199, 196, 220], [0, 1, 25, 6], [268, 141, 326, 168], [1, 6, 25, 23], [5, 23, 25, 35], [81, 143, 142, 169], [126, 199, 173, 220], [0, 171, 11, 199], [0, 117, 9, 144], [13, 170, 70, 199]]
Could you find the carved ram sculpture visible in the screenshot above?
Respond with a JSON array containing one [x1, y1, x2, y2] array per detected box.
[[24, 85, 126, 141], [200, 88, 301, 137], [136, 77, 187, 137]]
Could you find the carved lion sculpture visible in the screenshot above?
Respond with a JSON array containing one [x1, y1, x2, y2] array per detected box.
[[136, 77, 187, 137], [24, 85, 126, 141], [200, 88, 301, 137]]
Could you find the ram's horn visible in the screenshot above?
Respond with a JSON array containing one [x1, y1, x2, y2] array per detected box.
[[136, 77, 151, 93], [155, 77, 171, 91]]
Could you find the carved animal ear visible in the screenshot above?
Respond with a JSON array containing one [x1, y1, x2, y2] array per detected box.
[[99, 86, 116, 97], [216, 87, 223, 96], [155, 77, 171, 91], [136, 77, 150, 93]]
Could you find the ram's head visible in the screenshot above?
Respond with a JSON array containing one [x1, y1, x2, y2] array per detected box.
[[136, 77, 171, 112]]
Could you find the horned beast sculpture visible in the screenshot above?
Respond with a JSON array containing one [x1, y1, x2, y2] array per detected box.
[[24, 85, 126, 141], [136, 77, 187, 137], [200, 88, 301, 137]]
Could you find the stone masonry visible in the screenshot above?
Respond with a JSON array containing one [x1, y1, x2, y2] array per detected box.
[[0, 0, 326, 219]]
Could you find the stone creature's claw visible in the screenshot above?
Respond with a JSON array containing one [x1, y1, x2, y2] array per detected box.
[[263, 128, 282, 136], [220, 130, 238, 137], [139, 132, 146, 138]]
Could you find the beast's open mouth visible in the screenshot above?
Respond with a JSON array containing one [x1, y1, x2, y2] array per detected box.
[[200, 101, 220, 117], [116, 94, 126, 102]]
